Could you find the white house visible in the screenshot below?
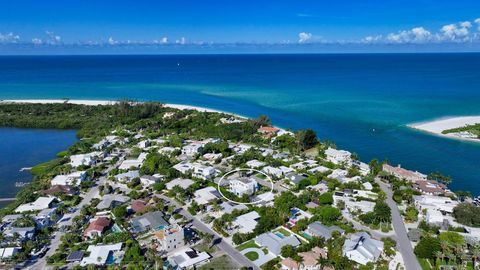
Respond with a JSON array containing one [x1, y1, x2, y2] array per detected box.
[[154, 224, 184, 252], [118, 152, 148, 170], [15, 197, 56, 213], [80, 243, 123, 266], [193, 186, 220, 205], [246, 159, 265, 169], [140, 175, 162, 187], [229, 178, 258, 196], [233, 211, 260, 234], [325, 148, 352, 165], [191, 163, 216, 180], [290, 159, 318, 170], [308, 166, 331, 174], [158, 146, 178, 155], [70, 152, 101, 168], [182, 142, 204, 156], [165, 247, 210, 269], [343, 232, 384, 265], [262, 166, 284, 178], [114, 170, 140, 182], [0, 247, 20, 260], [51, 171, 87, 186], [166, 178, 195, 190]]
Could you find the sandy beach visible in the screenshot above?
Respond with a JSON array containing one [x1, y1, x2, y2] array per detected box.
[[408, 116, 480, 142], [0, 99, 247, 118]]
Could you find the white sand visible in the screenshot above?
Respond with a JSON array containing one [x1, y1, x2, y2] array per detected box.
[[0, 99, 247, 118], [408, 116, 480, 142]]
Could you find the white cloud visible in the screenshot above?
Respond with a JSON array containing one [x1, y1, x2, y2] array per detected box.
[[108, 37, 120, 45], [386, 27, 432, 43], [361, 35, 382, 44], [176, 37, 186, 45], [440, 22, 470, 42], [31, 38, 43, 45], [45, 31, 61, 44], [160, 37, 168, 44], [298, 32, 312, 43], [0, 32, 20, 43], [475, 18, 480, 31]]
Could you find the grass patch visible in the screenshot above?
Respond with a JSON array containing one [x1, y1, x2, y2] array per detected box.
[[273, 227, 291, 236], [417, 258, 432, 270], [194, 242, 218, 254], [199, 255, 240, 270], [236, 240, 260, 251], [30, 158, 64, 175], [244, 251, 259, 261]]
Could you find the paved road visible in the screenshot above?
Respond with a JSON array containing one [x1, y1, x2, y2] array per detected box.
[[28, 161, 119, 270], [158, 194, 259, 270], [253, 176, 287, 192], [376, 178, 421, 270]]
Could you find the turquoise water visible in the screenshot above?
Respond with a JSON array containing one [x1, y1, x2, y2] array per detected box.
[[0, 54, 479, 194], [0, 128, 77, 204]]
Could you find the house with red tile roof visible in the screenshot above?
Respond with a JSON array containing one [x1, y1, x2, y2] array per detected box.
[[84, 217, 111, 239]]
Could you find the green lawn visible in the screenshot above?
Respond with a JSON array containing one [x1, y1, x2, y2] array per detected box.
[[244, 251, 259, 261], [199, 255, 240, 270], [236, 240, 260, 251], [273, 227, 291, 236], [417, 258, 432, 270]]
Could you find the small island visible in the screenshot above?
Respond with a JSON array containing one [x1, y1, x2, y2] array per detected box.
[[408, 116, 480, 142]]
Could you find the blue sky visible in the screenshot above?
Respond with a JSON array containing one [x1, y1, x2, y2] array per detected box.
[[1, 0, 480, 53]]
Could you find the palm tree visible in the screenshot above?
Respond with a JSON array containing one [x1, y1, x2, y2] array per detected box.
[[434, 250, 444, 263]]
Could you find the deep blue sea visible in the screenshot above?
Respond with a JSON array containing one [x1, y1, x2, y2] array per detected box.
[[0, 128, 77, 205], [0, 54, 479, 194]]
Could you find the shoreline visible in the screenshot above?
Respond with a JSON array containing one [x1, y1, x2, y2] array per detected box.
[[407, 116, 480, 143], [0, 98, 248, 119]]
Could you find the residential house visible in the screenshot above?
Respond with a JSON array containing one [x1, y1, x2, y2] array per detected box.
[[254, 232, 301, 256], [118, 153, 147, 170], [229, 178, 258, 196], [131, 211, 168, 234], [343, 232, 384, 265], [96, 194, 130, 210], [165, 247, 211, 269], [233, 211, 260, 234], [325, 148, 352, 165], [285, 173, 308, 185], [193, 187, 220, 205], [0, 247, 21, 260], [246, 160, 265, 169], [166, 178, 195, 190], [114, 170, 140, 182], [305, 221, 345, 240], [80, 243, 123, 266], [382, 164, 427, 182], [84, 217, 111, 239], [154, 224, 184, 252], [262, 166, 284, 178], [15, 197, 56, 213], [70, 152, 100, 168], [182, 142, 204, 156], [51, 171, 87, 186]]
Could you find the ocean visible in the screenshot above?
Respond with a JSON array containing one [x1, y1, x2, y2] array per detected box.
[[0, 128, 77, 206], [0, 54, 479, 194]]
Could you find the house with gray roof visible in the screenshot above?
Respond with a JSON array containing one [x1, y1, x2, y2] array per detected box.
[[305, 221, 345, 239], [96, 194, 130, 210], [343, 232, 384, 265], [130, 211, 168, 234], [254, 232, 301, 256]]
